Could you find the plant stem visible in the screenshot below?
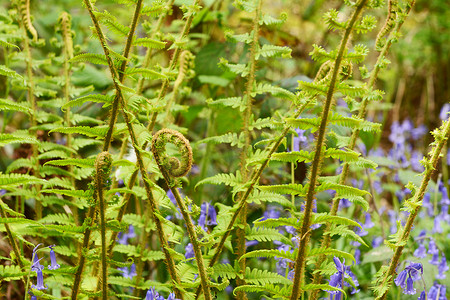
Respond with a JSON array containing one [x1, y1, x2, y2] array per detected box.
[[289, 1, 369, 299], [236, 1, 262, 298], [376, 118, 450, 299], [310, 2, 415, 297]]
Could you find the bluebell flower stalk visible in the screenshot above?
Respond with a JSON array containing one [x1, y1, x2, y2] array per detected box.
[[375, 118, 450, 300]]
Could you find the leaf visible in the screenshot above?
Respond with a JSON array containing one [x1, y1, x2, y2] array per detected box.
[[246, 226, 293, 246], [69, 53, 108, 65], [252, 83, 296, 101], [0, 173, 46, 188], [212, 263, 237, 280], [258, 184, 308, 196], [307, 248, 355, 263], [61, 94, 114, 110], [41, 189, 93, 198], [206, 97, 244, 111], [240, 248, 297, 262], [133, 37, 166, 49], [245, 267, 292, 286], [125, 67, 167, 80], [195, 171, 242, 188], [0, 133, 39, 146], [0, 265, 27, 281], [0, 99, 31, 114], [49, 126, 108, 139], [44, 158, 95, 168], [0, 65, 24, 82], [271, 151, 314, 163], [256, 44, 292, 59], [246, 190, 294, 209]]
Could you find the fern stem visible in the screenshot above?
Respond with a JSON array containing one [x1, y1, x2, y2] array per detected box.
[[82, 0, 143, 152], [94, 152, 112, 300], [375, 118, 450, 299], [0, 200, 26, 272], [136, 0, 175, 95], [236, 1, 262, 298], [148, 0, 199, 133], [120, 105, 184, 299], [151, 129, 212, 299], [310, 3, 415, 297], [289, 1, 369, 299], [17, 1, 42, 220], [194, 105, 308, 299]]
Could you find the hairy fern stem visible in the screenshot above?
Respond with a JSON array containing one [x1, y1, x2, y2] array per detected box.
[[289, 1, 369, 298], [310, 2, 415, 297]]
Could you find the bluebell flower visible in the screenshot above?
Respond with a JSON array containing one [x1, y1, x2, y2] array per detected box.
[[394, 262, 423, 295], [428, 240, 440, 265], [167, 292, 180, 300], [327, 257, 359, 299], [185, 243, 194, 260], [198, 202, 217, 231], [414, 244, 427, 259], [436, 254, 449, 279], [28, 290, 37, 300], [118, 263, 136, 279], [372, 236, 383, 248], [47, 245, 60, 270], [363, 213, 374, 229], [355, 221, 368, 237], [117, 224, 136, 245], [440, 103, 450, 120], [146, 287, 164, 300], [428, 282, 447, 300], [338, 198, 352, 210], [422, 193, 434, 217], [292, 128, 308, 152], [417, 290, 426, 300], [32, 267, 47, 290], [31, 244, 44, 271], [0, 189, 6, 196], [354, 248, 361, 265]]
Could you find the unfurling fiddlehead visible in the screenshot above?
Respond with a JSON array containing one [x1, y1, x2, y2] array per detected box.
[[19, 0, 38, 42], [152, 129, 193, 178], [151, 129, 212, 300], [94, 152, 112, 300]]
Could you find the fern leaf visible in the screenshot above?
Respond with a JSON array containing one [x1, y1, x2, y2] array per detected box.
[[256, 44, 291, 59], [246, 190, 294, 209], [233, 283, 291, 298], [0, 200, 24, 217], [0, 173, 46, 188], [49, 126, 108, 139], [0, 133, 39, 146], [133, 37, 166, 49], [260, 13, 287, 27], [317, 182, 369, 197], [271, 151, 314, 163], [6, 158, 34, 173], [252, 83, 296, 101], [307, 248, 355, 264], [0, 65, 24, 82], [41, 189, 93, 198], [254, 217, 302, 230], [197, 132, 244, 148], [39, 213, 74, 225], [0, 98, 31, 114], [69, 53, 108, 65], [326, 224, 369, 247], [246, 226, 293, 246], [206, 97, 245, 111], [61, 94, 114, 110], [324, 148, 359, 162], [195, 171, 242, 188], [113, 244, 165, 262], [0, 265, 27, 281], [125, 67, 167, 80], [245, 267, 292, 286], [258, 184, 308, 196], [44, 158, 95, 168], [312, 213, 360, 228], [240, 248, 297, 262], [212, 263, 237, 280]]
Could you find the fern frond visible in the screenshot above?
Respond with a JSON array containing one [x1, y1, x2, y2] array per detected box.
[[252, 83, 296, 101], [206, 97, 245, 111], [49, 126, 108, 139], [271, 150, 314, 163], [240, 248, 297, 262], [6, 158, 33, 173], [113, 244, 165, 262], [260, 12, 287, 27], [245, 267, 292, 286], [326, 224, 368, 247], [0, 265, 27, 281], [197, 132, 244, 148], [41, 189, 93, 198], [133, 37, 166, 49], [125, 67, 167, 80], [0, 98, 31, 114], [44, 158, 95, 168], [211, 263, 237, 280], [0, 65, 24, 82], [317, 182, 369, 197], [246, 226, 293, 246], [246, 190, 294, 209], [195, 171, 242, 188], [312, 213, 360, 228], [256, 44, 292, 59], [0, 133, 39, 146], [233, 283, 291, 298], [61, 94, 114, 110], [254, 217, 302, 230], [69, 53, 108, 65], [0, 173, 46, 188], [258, 183, 308, 196], [39, 213, 74, 225], [307, 248, 355, 263]]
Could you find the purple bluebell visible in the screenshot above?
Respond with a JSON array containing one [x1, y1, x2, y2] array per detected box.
[[394, 262, 423, 295], [428, 282, 447, 300], [28, 290, 37, 300], [47, 245, 60, 270], [428, 240, 440, 265], [167, 293, 180, 300], [338, 198, 352, 210], [326, 257, 359, 299], [118, 263, 136, 279], [440, 103, 450, 120], [411, 125, 427, 141], [418, 290, 426, 300], [354, 248, 361, 265], [436, 254, 449, 279], [0, 189, 6, 196], [292, 128, 308, 152], [363, 213, 374, 229], [117, 224, 136, 245], [146, 287, 164, 300], [275, 244, 293, 275], [262, 206, 281, 221], [185, 243, 194, 260], [287, 269, 295, 280], [372, 236, 383, 248], [198, 202, 217, 231], [31, 244, 44, 271], [422, 193, 434, 217], [355, 221, 368, 237], [413, 244, 427, 259], [32, 267, 47, 290]]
